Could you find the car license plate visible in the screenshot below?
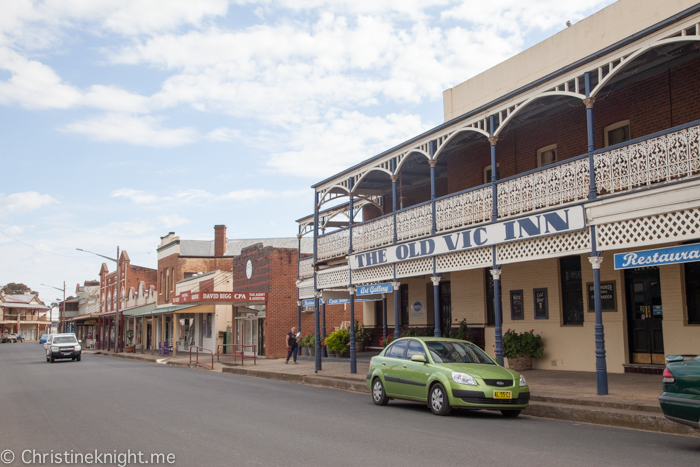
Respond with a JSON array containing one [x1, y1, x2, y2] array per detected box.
[[493, 391, 512, 400]]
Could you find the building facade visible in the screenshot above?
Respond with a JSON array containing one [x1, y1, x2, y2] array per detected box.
[[0, 293, 50, 340], [297, 0, 700, 380]]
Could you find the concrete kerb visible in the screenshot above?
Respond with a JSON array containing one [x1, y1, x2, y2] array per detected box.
[[86, 350, 699, 437]]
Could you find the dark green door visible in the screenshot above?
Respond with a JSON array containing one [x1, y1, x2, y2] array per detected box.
[[625, 268, 664, 364]]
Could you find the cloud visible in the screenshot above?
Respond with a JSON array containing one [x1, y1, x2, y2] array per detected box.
[[158, 214, 189, 228], [61, 113, 198, 146], [206, 127, 242, 142], [267, 111, 430, 177], [111, 188, 161, 204], [111, 188, 275, 205], [0, 192, 59, 216]]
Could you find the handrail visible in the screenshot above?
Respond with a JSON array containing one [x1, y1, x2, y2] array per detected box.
[[189, 346, 214, 370], [216, 344, 257, 366]]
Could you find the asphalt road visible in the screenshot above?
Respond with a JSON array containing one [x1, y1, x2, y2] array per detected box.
[[1, 343, 698, 467]]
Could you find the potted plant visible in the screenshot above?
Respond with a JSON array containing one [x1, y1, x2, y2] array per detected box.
[[380, 334, 394, 348], [354, 321, 369, 352], [503, 329, 544, 370], [325, 328, 349, 357], [450, 318, 475, 343], [125, 329, 135, 353]]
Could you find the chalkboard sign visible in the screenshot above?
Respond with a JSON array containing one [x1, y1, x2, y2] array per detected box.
[[533, 288, 548, 319], [510, 290, 524, 320], [587, 281, 617, 312]]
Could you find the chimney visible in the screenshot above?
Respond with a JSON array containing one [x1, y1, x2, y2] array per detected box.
[[214, 225, 227, 256]]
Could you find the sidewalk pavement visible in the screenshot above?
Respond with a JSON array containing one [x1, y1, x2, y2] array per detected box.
[[85, 349, 699, 437]]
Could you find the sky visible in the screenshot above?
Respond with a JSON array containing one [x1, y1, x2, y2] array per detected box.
[[0, 0, 615, 303]]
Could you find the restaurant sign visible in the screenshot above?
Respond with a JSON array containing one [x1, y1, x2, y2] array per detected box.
[[614, 243, 700, 270], [172, 291, 267, 304], [349, 206, 585, 269]]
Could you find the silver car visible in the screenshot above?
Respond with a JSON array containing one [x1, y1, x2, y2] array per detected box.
[[46, 333, 82, 363]]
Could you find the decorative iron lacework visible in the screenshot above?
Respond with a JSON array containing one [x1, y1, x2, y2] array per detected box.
[[396, 204, 432, 242], [595, 125, 700, 196], [595, 208, 700, 251], [317, 229, 349, 261], [352, 216, 393, 252], [298, 286, 314, 299], [316, 267, 350, 289], [436, 247, 493, 273], [351, 264, 394, 285], [396, 258, 433, 278], [298, 257, 314, 279], [498, 158, 589, 218], [496, 229, 591, 264], [435, 186, 492, 232]]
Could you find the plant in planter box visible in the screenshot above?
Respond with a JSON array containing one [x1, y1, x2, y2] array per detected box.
[[449, 319, 475, 343], [354, 321, 369, 351], [502, 329, 543, 370], [380, 334, 394, 348], [325, 328, 350, 356]]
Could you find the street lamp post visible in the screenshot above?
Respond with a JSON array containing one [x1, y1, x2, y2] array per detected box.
[[41, 282, 65, 333], [77, 247, 120, 353]]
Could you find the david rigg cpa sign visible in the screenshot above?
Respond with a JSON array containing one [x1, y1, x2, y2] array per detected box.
[[171, 291, 267, 304]]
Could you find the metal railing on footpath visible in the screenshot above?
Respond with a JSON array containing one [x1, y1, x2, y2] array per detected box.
[[189, 346, 214, 370], [216, 344, 257, 366]]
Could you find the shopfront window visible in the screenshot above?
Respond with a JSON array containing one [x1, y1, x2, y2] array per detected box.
[[234, 305, 266, 355], [560, 256, 584, 325], [685, 261, 700, 324]]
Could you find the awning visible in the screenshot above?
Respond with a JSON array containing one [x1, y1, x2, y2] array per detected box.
[[0, 303, 49, 310], [122, 303, 157, 317], [127, 304, 197, 317]]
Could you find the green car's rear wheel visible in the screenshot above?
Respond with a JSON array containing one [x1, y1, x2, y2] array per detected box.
[[501, 410, 521, 418], [429, 383, 452, 416], [372, 378, 389, 406]]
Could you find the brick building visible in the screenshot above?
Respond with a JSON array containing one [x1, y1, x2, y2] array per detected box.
[[298, 0, 700, 386]]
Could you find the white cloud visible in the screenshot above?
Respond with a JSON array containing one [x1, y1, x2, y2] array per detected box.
[[158, 214, 189, 228], [267, 111, 429, 177], [0, 192, 58, 216], [111, 188, 274, 205], [223, 189, 272, 200], [207, 127, 242, 142], [111, 188, 161, 204], [61, 113, 198, 146]]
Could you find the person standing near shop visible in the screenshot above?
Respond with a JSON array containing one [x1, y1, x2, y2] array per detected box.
[[286, 326, 299, 364]]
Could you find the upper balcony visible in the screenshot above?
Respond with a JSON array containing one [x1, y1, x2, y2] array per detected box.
[[300, 17, 700, 266]]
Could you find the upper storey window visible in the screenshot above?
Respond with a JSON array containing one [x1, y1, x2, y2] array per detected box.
[[537, 144, 557, 167], [605, 120, 630, 147]]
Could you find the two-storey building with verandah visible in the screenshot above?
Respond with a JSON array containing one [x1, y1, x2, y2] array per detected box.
[[297, 0, 700, 387]]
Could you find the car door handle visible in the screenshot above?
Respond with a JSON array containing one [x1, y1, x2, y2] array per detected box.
[[401, 365, 407, 368], [381, 363, 387, 366]]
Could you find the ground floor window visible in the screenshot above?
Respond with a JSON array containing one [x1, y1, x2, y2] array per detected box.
[[400, 284, 409, 327], [686, 261, 700, 324], [560, 256, 584, 325], [485, 269, 495, 326], [374, 300, 383, 328]]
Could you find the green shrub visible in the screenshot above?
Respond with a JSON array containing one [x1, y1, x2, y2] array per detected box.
[[503, 329, 544, 359], [325, 328, 350, 351]]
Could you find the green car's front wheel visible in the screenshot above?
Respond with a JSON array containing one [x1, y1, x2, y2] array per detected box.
[[372, 378, 389, 406], [429, 383, 452, 416]]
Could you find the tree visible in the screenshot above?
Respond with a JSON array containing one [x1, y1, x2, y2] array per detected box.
[[1, 283, 36, 295]]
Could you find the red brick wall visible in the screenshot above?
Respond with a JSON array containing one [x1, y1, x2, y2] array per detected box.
[[232, 244, 362, 358], [157, 255, 233, 305], [99, 253, 157, 312]]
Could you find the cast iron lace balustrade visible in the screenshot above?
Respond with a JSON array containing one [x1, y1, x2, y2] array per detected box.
[[595, 124, 700, 195], [298, 256, 314, 279], [316, 229, 349, 261], [396, 203, 433, 242], [435, 186, 492, 232], [497, 157, 590, 218], [352, 215, 394, 252]]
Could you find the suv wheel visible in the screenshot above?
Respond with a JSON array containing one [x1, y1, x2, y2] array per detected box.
[[49, 354, 55, 363], [76, 354, 81, 362], [429, 383, 452, 416]]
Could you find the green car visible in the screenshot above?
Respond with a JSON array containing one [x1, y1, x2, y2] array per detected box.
[[367, 337, 529, 417], [659, 355, 700, 429]]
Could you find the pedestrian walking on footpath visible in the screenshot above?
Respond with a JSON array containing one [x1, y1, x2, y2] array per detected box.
[[286, 326, 299, 364]]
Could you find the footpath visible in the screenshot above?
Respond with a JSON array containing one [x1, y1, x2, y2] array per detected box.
[[85, 349, 699, 437]]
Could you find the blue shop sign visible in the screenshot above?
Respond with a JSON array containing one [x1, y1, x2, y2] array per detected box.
[[356, 282, 393, 295], [301, 299, 315, 307], [614, 243, 700, 269], [326, 298, 380, 305]]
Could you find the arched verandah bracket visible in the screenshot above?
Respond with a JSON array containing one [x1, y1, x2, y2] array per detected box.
[[493, 91, 585, 137], [432, 127, 491, 162], [350, 167, 393, 194], [590, 36, 700, 98], [395, 149, 430, 174]]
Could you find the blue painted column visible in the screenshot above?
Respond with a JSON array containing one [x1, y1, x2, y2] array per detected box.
[[489, 115, 499, 222], [322, 299, 327, 358], [313, 191, 322, 372], [589, 246, 609, 395], [429, 140, 437, 235], [382, 295, 388, 339], [392, 281, 400, 339], [297, 302, 302, 335], [348, 177, 354, 254], [297, 230, 302, 333], [349, 286, 357, 374], [490, 266, 504, 365], [431, 274, 441, 337], [391, 158, 398, 244], [585, 72, 597, 200]]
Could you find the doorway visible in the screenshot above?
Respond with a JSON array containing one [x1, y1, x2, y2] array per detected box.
[[440, 281, 452, 337], [625, 267, 664, 364]]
